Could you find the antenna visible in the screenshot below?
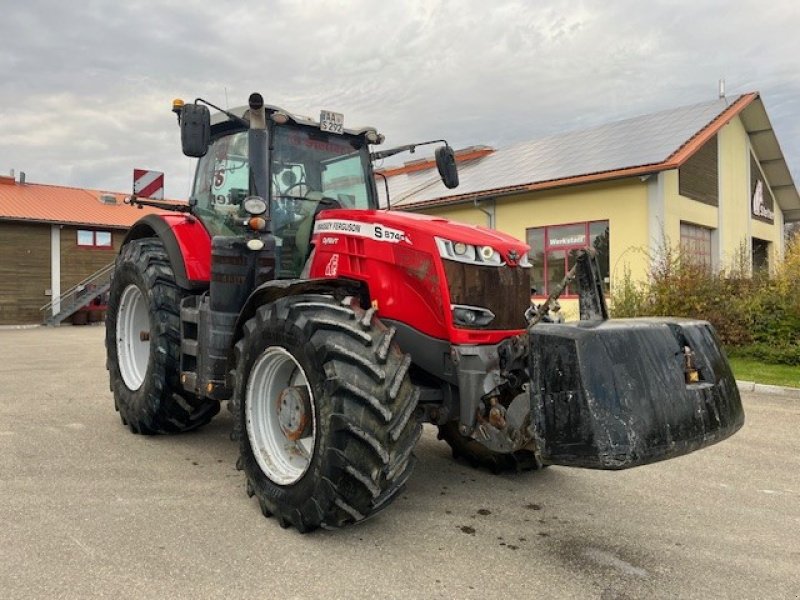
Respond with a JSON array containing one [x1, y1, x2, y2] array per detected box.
[[718, 78, 726, 99], [224, 87, 229, 109]]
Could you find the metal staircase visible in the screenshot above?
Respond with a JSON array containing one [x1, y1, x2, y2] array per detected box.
[[40, 262, 115, 326]]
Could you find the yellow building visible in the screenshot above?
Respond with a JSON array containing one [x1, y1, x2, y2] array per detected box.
[[381, 93, 799, 318]]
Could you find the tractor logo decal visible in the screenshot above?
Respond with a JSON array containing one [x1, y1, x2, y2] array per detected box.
[[325, 254, 340, 277], [314, 219, 411, 245]]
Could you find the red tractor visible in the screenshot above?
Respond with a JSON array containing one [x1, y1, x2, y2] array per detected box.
[[106, 93, 744, 532]]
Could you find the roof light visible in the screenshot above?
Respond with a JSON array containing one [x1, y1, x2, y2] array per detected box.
[[172, 99, 185, 123], [271, 111, 289, 124]]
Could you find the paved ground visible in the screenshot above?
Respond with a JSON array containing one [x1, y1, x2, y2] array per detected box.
[[1, 326, 799, 600]]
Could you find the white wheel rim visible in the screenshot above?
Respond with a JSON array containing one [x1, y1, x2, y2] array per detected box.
[[116, 284, 150, 391], [245, 347, 316, 486]]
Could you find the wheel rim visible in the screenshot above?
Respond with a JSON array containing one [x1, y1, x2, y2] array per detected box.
[[245, 347, 316, 486], [116, 284, 150, 391]]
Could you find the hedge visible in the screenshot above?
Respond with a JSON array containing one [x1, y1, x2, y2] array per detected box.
[[610, 234, 800, 365]]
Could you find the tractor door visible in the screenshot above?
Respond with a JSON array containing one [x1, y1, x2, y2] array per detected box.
[[191, 131, 251, 237], [269, 125, 375, 277]]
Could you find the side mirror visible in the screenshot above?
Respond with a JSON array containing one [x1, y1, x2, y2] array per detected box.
[[435, 145, 459, 189], [181, 104, 211, 158]]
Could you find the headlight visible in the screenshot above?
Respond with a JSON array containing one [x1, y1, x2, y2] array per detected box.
[[243, 195, 268, 215], [435, 237, 502, 266], [451, 241, 476, 261], [451, 304, 495, 327], [479, 245, 502, 265]]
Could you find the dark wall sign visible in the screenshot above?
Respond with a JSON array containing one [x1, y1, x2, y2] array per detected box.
[[751, 154, 775, 223]]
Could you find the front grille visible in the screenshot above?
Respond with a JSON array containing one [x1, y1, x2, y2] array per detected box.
[[442, 261, 530, 330]]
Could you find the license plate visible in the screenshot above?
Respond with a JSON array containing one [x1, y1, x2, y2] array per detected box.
[[320, 110, 344, 134]]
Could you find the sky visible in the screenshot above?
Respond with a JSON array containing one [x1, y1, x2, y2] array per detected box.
[[1, 0, 799, 200]]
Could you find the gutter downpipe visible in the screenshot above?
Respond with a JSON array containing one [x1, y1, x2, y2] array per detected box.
[[474, 197, 496, 229]]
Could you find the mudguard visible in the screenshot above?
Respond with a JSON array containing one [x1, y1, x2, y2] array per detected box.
[[530, 318, 744, 469], [124, 213, 212, 289]]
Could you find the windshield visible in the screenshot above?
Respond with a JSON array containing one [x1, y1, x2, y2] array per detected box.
[[191, 124, 374, 276], [271, 126, 372, 208]]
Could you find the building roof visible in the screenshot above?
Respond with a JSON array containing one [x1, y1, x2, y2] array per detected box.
[[0, 175, 181, 228], [383, 92, 800, 221]]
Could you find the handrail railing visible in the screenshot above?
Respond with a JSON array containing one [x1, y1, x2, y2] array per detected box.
[[40, 261, 116, 325]]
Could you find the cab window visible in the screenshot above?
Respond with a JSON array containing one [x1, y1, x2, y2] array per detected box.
[[192, 132, 249, 237]]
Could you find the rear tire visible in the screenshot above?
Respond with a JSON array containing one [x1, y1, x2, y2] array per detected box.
[[437, 421, 543, 474], [105, 238, 220, 434], [232, 294, 421, 532]]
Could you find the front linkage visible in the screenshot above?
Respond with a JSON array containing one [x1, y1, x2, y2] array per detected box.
[[467, 248, 607, 456]]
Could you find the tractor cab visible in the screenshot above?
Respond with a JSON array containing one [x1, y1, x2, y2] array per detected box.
[[179, 97, 381, 278], [170, 94, 458, 279]]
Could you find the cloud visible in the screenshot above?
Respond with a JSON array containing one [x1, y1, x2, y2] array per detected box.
[[1, 0, 798, 199]]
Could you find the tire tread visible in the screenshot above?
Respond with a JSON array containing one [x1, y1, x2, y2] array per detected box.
[[106, 238, 219, 435], [234, 294, 420, 532]]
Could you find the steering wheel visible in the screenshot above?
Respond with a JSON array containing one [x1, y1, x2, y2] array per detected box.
[[281, 181, 308, 197]]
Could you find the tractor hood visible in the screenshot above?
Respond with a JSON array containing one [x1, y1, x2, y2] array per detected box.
[[310, 208, 532, 344], [315, 209, 530, 258]]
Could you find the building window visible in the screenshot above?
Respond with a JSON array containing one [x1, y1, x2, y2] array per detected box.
[[752, 238, 770, 273], [680, 222, 713, 269], [526, 220, 609, 297], [77, 229, 112, 248]]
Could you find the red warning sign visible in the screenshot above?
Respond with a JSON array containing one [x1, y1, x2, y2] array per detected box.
[[133, 169, 164, 200]]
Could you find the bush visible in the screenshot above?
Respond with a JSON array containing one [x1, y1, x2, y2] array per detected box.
[[610, 233, 800, 364], [610, 265, 648, 318], [727, 343, 800, 366]]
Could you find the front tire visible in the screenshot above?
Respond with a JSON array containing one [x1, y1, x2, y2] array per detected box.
[[105, 238, 220, 434], [232, 294, 421, 532]]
